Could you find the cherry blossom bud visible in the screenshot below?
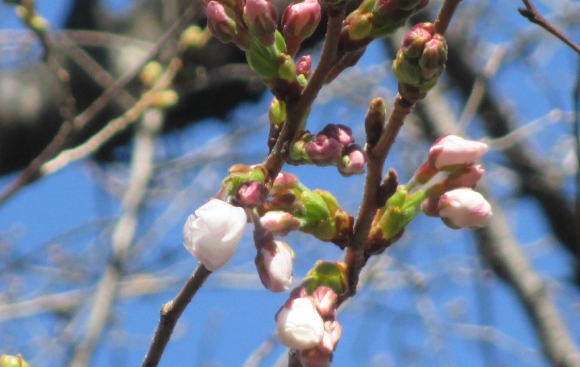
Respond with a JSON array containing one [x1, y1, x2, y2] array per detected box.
[[310, 286, 338, 318], [244, 0, 278, 42], [237, 181, 268, 207], [438, 188, 492, 229], [392, 22, 447, 92], [338, 144, 367, 176], [282, 0, 321, 56], [428, 135, 488, 171], [260, 211, 301, 235], [447, 165, 485, 189], [183, 199, 247, 271], [206, 1, 238, 43], [305, 135, 343, 166], [255, 240, 294, 292], [321, 124, 354, 147], [276, 297, 325, 349], [296, 55, 313, 79], [319, 320, 342, 354]]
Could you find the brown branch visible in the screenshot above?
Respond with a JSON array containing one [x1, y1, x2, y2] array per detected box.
[[518, 0, 580, 55], [341, 0, 463, 300], [141, 264, 212, 367]]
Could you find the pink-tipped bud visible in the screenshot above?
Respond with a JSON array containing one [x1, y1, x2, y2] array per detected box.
[[237, 181, 267, 207], [310, 286, 338, 318], [305, 135, 343, 166], [244, 0, 278, 42], [282, 0, 321, 56], [319, 320, 342, 354], [338, 144, 366, 176], [271, 172, 300, 195], [206, 1, 238, 43], [438, 188, 492, 229], [419, 34, 447, 76], [401, 23, 433, 59], [256, 240, 294, 292], [276, 297, 325, 349], [447, 165, 485, 189], [321, 124, 354, 147], [260, 211, 301, 235], [296, 55, 313, 79], [428, 135, 488, 171]]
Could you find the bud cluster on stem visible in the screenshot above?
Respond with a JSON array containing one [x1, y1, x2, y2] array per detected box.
[[289, 124, 368, 176], [392, 22, 448, 93]]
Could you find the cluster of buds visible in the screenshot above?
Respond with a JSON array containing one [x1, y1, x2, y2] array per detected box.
[[366, 135, 492, 254], [290, 124, 367, 177], [259, 172, 354, 247], [276, 261, 346, 367], [340, 0, 429, 53], [204, 0, 321, 100], [392, 22, 447, 93]]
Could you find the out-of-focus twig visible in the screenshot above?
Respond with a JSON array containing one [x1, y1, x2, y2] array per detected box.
[[68, 108, 163, 367], [518, 0, 580, 55], [42, 58, 182, 176]]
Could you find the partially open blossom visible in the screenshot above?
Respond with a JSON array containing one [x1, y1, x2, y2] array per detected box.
[[428, 135, 488, 171], [260, 211, 301, 235], [276, 297, 325, 349], [438, 188, 492, 229], [282, 0, 321, 56], [338, 144, 366, 176], [206, 1, 238, 43], [310, 286, 338, 318], [183, 199, 247, 271], [255, 240, 294, 292]]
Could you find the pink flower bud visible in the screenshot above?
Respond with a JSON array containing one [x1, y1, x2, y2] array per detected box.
[[244, 0, 278, 40], [296, 55, 313, 79], [428, 135, 488, 171], [282, 0, 321, 56], [310, 286, 338, 318], [255, 240, 294, 292], [183, 199, 247, 271], [260, 211, 301, 235], [338, 144, 367, 176], [446, 165, 485, 189], [319, 320, 342, 354], [321, 124, 354, 147], [271, 172, 300, 195], [276, 297, 325, 349], [438, 188, 492, 229], [305, 135, 343, 166], [206, 1, 238, 43], [237, 181, 267, 207]]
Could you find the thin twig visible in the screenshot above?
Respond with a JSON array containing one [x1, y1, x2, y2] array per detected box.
[[518, 0, 580, 55], [0, 2, 197, 205], [141, 264, 212, 367], [68, 108, 163, 367], [41, 58, 182, 176]]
